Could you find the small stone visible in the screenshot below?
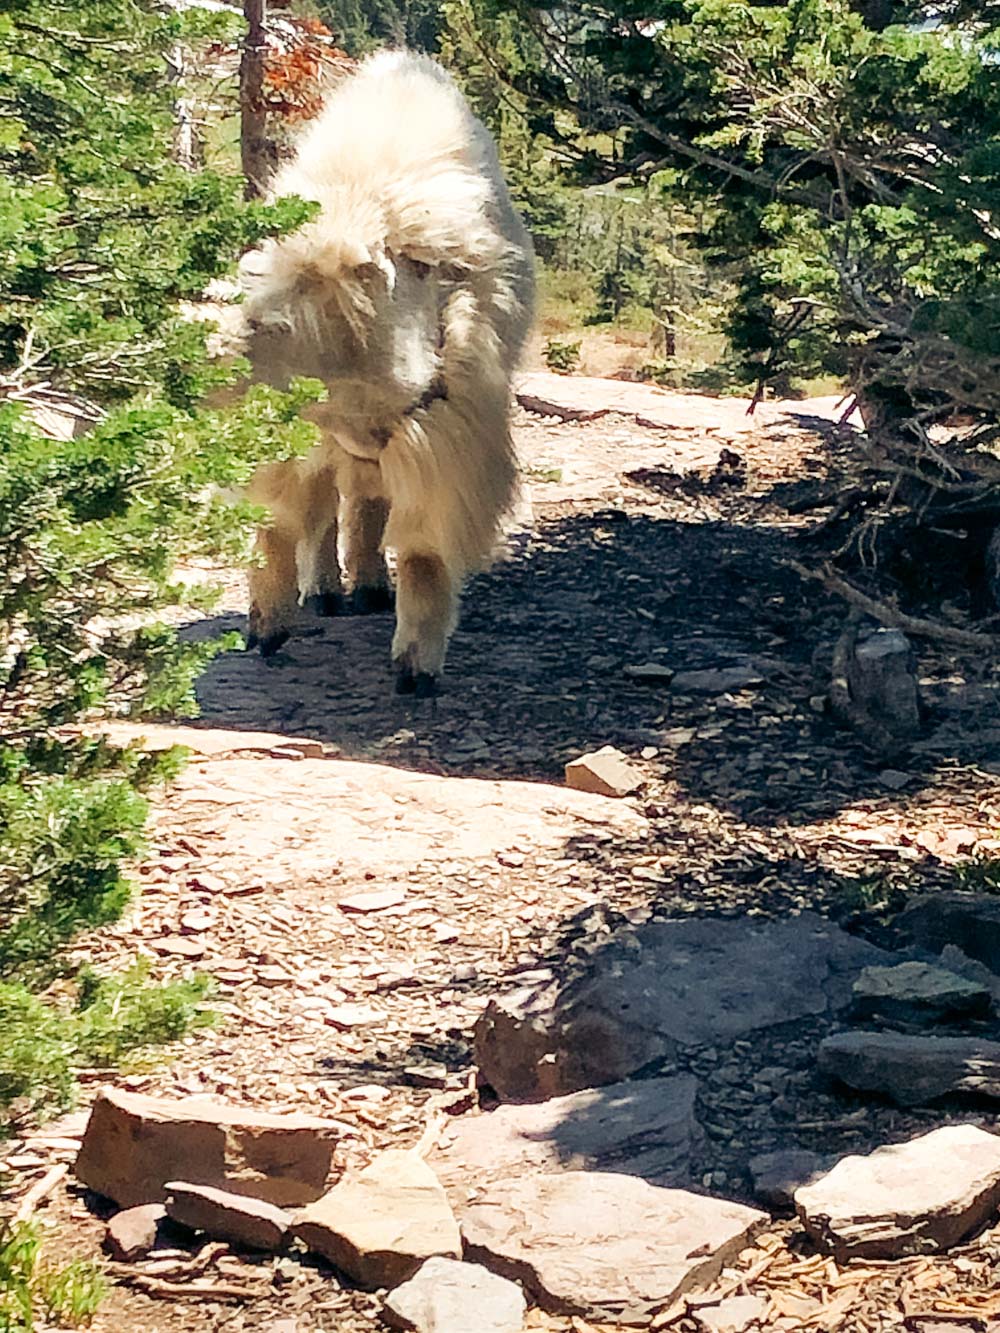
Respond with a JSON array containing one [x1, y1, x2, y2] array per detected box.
[[153, 935, 206, 959], [819, 1030, 1000, 1105], [179, 910, 214, 933], [75, 1086, 337, 1208], [384, 1257, 526, 1333], [461, 1171, 766, 1322], [165, 1181, 290, 1251], [324, 1003, 381, 1030], [405, 1065, 449, 1090], [339, 888, 408, 914], [565, 746, 642, 798], [695, 1294, 767, 1333], [432, 922, 460, 944], [795, 1124, 1000, 1259], [748, 1150, 826, 1210], [851, 961, 991, 1025], [105, 1204, 165, 1261], [671, 666, 763, 693], [623, 663, 675, 685], [877, 769, 912, 791], [293, 1150, 461, 1289]]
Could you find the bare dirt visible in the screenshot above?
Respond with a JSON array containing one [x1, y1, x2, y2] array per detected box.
[[5, 374, 1000, 1333]]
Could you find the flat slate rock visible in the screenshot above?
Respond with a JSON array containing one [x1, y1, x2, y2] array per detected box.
[[695, 1294, 768, 1333], [670, 666, 763, 693], [819, 1030, 1000, 1105], [475, 913, 887, 1102], [165, 1180, 290, 1251], [432, 1076, 700, 1202], [898, 893, 1000, 975], [851, 961, 991, 1025], [75, 1086, 337, 1208], [293, 1150, 461, 1290], [461, 1170, 766, 1323], [795, 1124, 1000, 1259], [384, 1257, 526, 1333]]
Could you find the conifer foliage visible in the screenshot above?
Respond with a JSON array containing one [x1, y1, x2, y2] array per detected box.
[[0, 0, 317, 1120]]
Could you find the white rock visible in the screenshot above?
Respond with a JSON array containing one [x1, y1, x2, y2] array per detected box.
[[384, 1257, 526, 1332], [795, 1124, 1000, 1259]]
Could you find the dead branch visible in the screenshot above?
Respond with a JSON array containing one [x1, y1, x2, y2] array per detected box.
[[788, 559, 1000, 650]]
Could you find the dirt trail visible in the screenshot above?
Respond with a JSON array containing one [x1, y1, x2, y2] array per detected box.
[[5, 375, 1000, 1333]]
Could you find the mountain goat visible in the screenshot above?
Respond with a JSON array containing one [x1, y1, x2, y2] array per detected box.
[[239, 51, 535, 697]]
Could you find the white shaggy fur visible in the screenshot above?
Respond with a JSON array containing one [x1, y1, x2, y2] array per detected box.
[[240, 51, 535, 691]]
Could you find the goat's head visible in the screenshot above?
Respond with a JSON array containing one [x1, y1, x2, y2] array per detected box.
[[240, 227, 447, 459]]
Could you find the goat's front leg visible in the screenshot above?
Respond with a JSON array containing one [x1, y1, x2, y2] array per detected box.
[[391, 550, 458, 698], [343, 496, 392, 613], [247, 525, 298, 657]]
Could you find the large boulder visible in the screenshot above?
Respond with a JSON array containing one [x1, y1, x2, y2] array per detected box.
[[75, 1087, 337, 1208], [795, 1125, 1000, 1260], [475, 913, 888, 1102], [461, 1171, 767, 1323]]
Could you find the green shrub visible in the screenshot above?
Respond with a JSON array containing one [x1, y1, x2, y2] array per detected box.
[[0, 1222, 105, 1332], [543, 338, 582, 374]]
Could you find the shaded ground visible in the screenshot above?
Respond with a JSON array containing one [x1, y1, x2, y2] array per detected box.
[[4, 377, 1000, 1332]]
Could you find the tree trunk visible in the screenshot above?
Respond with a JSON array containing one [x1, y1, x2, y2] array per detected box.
[[850, 0, 895, 29], [241, 0, 269, 199]]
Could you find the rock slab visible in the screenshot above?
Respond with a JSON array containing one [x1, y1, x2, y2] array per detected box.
[[851, 961, 991, 1025], [461, 1171, 766, 1323], [795, 1124, 1000, 1259], [475, 913, 887, 1102], [384, 1257, 526, 1333], [898, 893, 1000, 975], [75, 1087, 337, 1208], [104, 1204, 165, 1262], [819, 1030, 1000, 1105], [293, 1150, 461, 1290], [165, 1180, 290, 1250], [433, 1076, 701, 1201], [565, 746, 641, 798]]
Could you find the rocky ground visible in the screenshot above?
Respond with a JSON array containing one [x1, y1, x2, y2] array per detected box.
[[4, 373, 1000, 1333]]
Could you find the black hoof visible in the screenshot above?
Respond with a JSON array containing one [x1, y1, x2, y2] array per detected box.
[[302, 591, 346, 618], [352, 585, 394, 615], [257, 629, 290, 658], [413, 671, 438, 699], [395, 663, 416, 695]]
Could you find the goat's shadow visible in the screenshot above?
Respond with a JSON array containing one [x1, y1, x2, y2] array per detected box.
[[182, 495, 999, 830]]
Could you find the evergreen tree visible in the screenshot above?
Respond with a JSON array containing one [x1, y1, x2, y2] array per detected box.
[[494, 0, 1000, 608], [0, 0, 318, 1120]]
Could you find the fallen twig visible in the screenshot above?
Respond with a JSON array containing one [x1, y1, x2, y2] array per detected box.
[[788, 559, 1000, 649], [12, 1163, 68, 1223]]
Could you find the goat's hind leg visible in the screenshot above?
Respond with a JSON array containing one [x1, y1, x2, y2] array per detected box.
[[343, 496, 393, 614], [392, 550, 457, 699]]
